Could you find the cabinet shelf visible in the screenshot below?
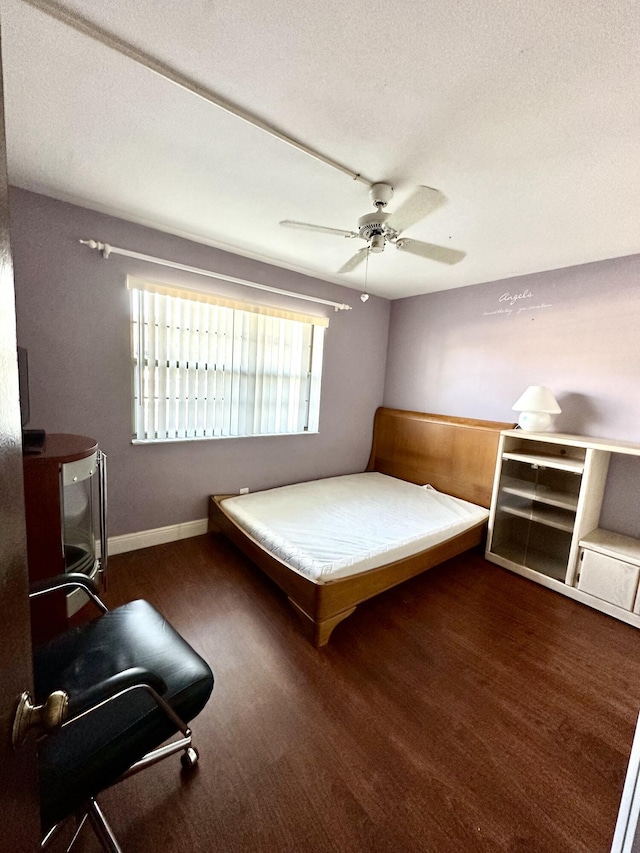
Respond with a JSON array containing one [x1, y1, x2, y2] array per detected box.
[[500, 477, 579, 511], [500, 503, 575, 532], [502, 450, 584, 473]]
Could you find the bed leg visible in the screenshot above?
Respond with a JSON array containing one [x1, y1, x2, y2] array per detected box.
[[315, 608, 356, 647], [287, 599, 356, 647]]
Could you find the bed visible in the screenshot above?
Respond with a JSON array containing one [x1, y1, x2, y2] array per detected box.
[[208, 407, 513, 646]]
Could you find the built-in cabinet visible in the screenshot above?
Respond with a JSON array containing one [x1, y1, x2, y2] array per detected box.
[[486, 430, 640, 628]]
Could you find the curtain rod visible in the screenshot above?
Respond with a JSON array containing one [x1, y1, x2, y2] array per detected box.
[[79, 239, 353, 312], [24, 0, 372, 188]]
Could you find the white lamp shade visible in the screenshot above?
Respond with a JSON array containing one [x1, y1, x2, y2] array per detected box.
[[512, 386, 561, 414], [512, 385, 561, 432]]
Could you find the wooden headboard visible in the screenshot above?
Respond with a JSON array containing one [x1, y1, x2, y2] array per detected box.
[[366, 407, 514, 508]]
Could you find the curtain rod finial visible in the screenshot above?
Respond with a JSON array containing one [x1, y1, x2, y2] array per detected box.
[[80, 239, 111, 258]]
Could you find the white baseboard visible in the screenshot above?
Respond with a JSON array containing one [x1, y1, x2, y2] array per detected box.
[[106, 518, 209, 556]]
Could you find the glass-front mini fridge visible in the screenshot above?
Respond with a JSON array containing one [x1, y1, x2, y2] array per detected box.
[[23, 434, 107, 642]]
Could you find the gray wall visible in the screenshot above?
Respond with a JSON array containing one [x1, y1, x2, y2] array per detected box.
[[10, 188, 390, 536], [11, 186, 640, 541], [384, 254, 640, 537]]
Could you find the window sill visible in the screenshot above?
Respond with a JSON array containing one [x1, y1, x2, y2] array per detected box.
[[131, 430, 319, 445]]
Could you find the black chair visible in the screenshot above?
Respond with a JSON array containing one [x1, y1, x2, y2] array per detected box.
[[21, 573, 214, 852]]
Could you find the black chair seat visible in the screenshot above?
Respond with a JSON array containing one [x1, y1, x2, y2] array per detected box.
[[34, 599, 214, 830]]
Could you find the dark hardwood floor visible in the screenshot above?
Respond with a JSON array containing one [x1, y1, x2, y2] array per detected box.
[[54, 534, 640, 852]]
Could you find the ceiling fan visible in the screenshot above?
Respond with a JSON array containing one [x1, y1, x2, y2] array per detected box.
[[280, 183, 466, 274]]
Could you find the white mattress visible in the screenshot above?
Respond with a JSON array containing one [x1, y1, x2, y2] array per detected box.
[[221, 472, 489, 582]]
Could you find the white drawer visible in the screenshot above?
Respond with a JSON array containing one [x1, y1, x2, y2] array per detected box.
[[578, 549, 640, 611]]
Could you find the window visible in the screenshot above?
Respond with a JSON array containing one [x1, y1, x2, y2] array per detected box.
[[128, 278, 327, 442]]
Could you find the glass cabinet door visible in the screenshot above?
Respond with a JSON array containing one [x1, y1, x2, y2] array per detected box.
[[490, 457, 582, 581], [61, 452, 99, 576]]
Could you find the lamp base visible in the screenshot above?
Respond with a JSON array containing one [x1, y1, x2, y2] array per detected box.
[[518, 411, 552, 432]]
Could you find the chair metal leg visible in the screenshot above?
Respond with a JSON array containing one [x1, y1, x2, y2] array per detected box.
[[41, 820, 66, 850], [41, 810, 90, 852], [119, 730, 196, 780], [86, 798, 123, 853], [42, 728, 200, 850], [64, 813, 89, 852]]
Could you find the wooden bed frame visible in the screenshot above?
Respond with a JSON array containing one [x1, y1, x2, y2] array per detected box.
[[208, 407, 513, 646]]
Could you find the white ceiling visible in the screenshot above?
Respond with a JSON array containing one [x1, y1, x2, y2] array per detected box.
[[1, 0, 639, 299]]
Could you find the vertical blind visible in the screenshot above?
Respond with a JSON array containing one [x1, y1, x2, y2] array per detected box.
[[128, 279, 328, 441]]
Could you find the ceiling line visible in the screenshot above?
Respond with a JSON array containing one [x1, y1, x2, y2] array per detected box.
[[22, 0, 373, 188]]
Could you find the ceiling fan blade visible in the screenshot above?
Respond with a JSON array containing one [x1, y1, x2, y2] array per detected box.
[[280, 220, 358, 239], [395, 238, 466, 265], [386, 186, 447, 234], [338, 248, 369, 274]]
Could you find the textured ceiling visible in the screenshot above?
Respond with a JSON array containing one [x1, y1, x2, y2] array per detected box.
[[1, 0, 639, 299]]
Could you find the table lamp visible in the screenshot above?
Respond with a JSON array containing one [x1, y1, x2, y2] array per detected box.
[[512, 385, 561, 431]]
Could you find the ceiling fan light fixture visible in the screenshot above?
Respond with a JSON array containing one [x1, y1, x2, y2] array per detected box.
[[370, 234, 385, 253]]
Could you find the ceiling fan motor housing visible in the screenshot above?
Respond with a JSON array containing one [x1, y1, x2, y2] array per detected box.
[[358, 210, 392, 241], [369, 182, 394, 207]]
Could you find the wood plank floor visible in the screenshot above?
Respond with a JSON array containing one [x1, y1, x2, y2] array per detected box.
[[53, 534, 640, 852]]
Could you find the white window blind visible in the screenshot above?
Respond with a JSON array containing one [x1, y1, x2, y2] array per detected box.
[[128, 278, 327, 442]]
